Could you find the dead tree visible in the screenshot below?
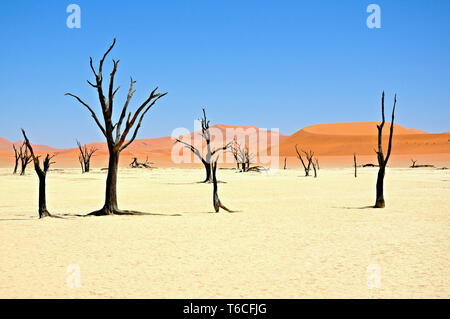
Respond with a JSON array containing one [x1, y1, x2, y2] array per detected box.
[[19, 142, 32, 175], [374, 91, 396, 208], [21, 129, 55, 218], [12, 144, 19, 174], [354, 153, 357, 178], [65, 38, 167, 216], [294, 145, 313, 176], [410, 159, 417, 168], [130, 156, 153, 168], [229, 136, 240, 170], [77, 140, 97, 173], [175, 108, 230, 182], [311, 160, 317, 178], [212, 159, 233, 213], [283, 157, 287, 170]]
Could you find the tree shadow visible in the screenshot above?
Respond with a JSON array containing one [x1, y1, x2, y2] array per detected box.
[[337, 205, 375, 210]]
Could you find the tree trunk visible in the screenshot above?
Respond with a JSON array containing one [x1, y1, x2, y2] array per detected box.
[[89, 149, 119, 215], [38, 173, 50, 218], [354, 153, 357, 178], [203, 162, 212, 183], [375, 166, 385, 208], [13, 158, 19, 174], [85, 161, 90, 173], [104, 149, 119, 213]]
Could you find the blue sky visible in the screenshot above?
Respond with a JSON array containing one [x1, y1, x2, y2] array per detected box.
[[0, 0, 449, 148]]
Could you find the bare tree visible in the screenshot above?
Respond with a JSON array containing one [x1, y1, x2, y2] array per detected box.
[[374, 91, 396, 208], [311, 160, 317, 178], [229, 136, 240, 170], [20, 142, 32, 175], [410, 159, 417, 168], [77, 140, 97, 173], [65, 38, 167, 216], [283, 157, 287, 170], [354, 153, 357, 178], [21, 129, 56, 218], [212, 159, 233, 213], [130, 156, 153, 168], [175, 108, 230, 182], [294, 145, 313, 176], [12, 144, 19, 174]]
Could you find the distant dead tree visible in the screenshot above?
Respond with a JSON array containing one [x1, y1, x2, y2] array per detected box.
[[409, 159, 434, 168], [234, 140, 265, 172], [229, 136, 241, 170], [175, 108, 230, 182], [77, 140, 97, 173], [283, 157, 287, 170], [65, 38, 167, 215], [19, 142, 32, 175], [12, 144, 19, 174], [212, 159, 233, 213], [130, 156, 153, 168], [294, 145, 313, 176], [21, 129, 56, 218], [354, 153, 357, 178], [311, 159, 317, 178], [374, 91, 396, 208]]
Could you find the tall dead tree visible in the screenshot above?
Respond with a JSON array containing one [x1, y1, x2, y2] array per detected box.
[[283, 157, 287, 170], [77, 140, 97, 173], [65, 38, 167, 216], [20, 142, 32, 175], [374, 91, 396, 208], [175, 108, 230, 182], [212, 159, 233, 213], [294, 145, 313, 176], [354, 153, 357, 178], [12, 144, 19, 174], [21, 129, 55, 218]]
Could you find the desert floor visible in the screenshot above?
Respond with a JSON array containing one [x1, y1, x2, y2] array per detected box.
[[0, 167, 448, 298]]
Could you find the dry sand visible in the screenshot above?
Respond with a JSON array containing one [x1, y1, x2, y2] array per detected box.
[[0, 167, 448, 298]]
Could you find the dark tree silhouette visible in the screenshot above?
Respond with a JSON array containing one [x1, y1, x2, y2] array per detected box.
[[374, 91, 396, 208], [65, 38, 167, 216], [212, 159, 233, 213], [19, 142, 32, 176], [130, 156, 153, 168], [77, 140, 97, 173], [283, 157, 287, 170], [12, 144, 19, 174], [175, 108, 230, 182], [294, 145, 314, 176], [410, 159, 417, 168], [21, 129, 55, 218], [354, 153, 357, 178]]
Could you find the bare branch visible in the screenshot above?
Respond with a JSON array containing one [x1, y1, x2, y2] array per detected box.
[[65, 93, 107, 138]]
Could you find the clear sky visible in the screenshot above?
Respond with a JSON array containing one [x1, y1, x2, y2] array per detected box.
[[0, 0, 449, 148]]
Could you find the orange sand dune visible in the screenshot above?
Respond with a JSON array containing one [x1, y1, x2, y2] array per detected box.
[[275, 123, 449, 167], [0, 122, 448, 168], [302, 122, 428, 136]]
